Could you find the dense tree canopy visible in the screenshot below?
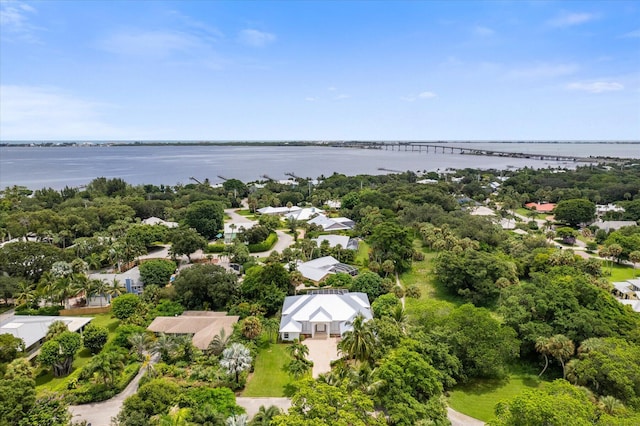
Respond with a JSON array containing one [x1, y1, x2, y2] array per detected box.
[[553, 198, 596, 226], [183, 200, 224, 239], [172, 264, 238, 310]]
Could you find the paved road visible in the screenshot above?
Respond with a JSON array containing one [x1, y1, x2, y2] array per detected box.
[[447, 408, 485, 426], [68, 356, 157, 426]]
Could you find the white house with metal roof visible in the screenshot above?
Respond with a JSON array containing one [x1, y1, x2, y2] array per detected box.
[[0, 315, 93, 356], [279, 290, 372, 341], [307, 214, 355, 231], [296, 256, 358, 283], [284, 207, 324, 221], [313, 235, 358, 250], [257, 206, 301, 216]]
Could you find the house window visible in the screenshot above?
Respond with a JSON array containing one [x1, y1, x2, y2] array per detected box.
[[284, 333, 289, 339]]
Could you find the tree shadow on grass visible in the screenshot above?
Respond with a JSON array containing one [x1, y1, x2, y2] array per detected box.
[[457, 377, 511, 396]]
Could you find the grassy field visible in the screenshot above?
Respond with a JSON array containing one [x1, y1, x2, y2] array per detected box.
[[401, 251, 463, 317], [35, 313, 120, 393], [236, 209, 257, 220], [605, 262, 638, 282], [515, 207, 548, 220], [242, 343, 293, 397], [448, 368, 544, 422], [354, 241, 370, 267]]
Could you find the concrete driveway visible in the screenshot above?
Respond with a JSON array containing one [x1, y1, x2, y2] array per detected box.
[[302, 337, 340, 378]]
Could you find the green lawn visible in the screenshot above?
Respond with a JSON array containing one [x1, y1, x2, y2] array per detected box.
[[401, 251, 464, 316], [355, 241, 370, 267], [605, 262, 638, 282], [235, 209, 257, 219], [448, 369, 544, 422], [242, 343, 294, 397], [515, 207, 548, 220], [35, 313, 120, 393]]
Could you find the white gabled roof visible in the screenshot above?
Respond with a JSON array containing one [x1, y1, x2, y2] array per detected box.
[[257, 206, 301, 215], [284, 207, 324, 221], [279, 292, 372, 335], [0, 315, 93, 349], [141, 217, 179, 228], [314, 235, 350, 248]]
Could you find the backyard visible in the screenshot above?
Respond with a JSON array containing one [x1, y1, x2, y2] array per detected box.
[[242, 342, 293, 397], [35, 313, 119, 394]]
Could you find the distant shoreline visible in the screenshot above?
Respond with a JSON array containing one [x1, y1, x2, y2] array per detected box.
[[1, 140, 639, 148]]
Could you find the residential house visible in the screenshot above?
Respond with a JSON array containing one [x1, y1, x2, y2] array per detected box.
[[596, 204, 625, 218], [279, 290, 372, 341], [284, 207, 325, 221], [224, 221, 255, 244], [141, 217, 179, 228], [307, 214, 355, 231], [524, 202, 556, 213], [313, 235, 358, 250], [612, 279, 640, 313], [0, 315, 93, 358], [257, 206, 301, 216], [592, 221, 637, 233], [296, 256, 358, 283], [89, 267, 144, 303], [147, 311, 240, 350]]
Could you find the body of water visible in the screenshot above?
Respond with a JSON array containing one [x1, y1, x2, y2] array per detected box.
[[1, 142, 638, 190]]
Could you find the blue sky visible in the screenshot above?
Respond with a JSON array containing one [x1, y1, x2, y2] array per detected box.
[[1, 0, 639, 141]]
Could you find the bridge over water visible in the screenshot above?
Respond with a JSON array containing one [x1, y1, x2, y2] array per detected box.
[[333, 141, 620, 163]]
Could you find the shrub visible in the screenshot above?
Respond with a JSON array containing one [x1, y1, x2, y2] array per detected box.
[[111, 324, 147, 350], [205, 243, 226, 253], [405, 285, 422, 299], [247, 232, 278, 253], [83, 324, 108, 354], [139, 259, 176, 287], [111, 293, 142, 320]]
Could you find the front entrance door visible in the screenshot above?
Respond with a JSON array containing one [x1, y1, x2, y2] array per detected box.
[[315, 324, 326, 332]]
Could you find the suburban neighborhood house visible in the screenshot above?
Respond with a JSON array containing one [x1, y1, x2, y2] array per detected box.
[[307, 214, 355, 231], [0, 315, 93, 357], [256, 206, 301, 216], [279, 290, 372, 341], [592, 220, 637, 232], [141, 216, 179, 228], [612, 279, 640, 313], [284, 207, 325, 221], [147, 311, 240, 350], [224, 221, 255, 243], [296, 255, 358, 283], [524, 202, 556, 213], [313, 234, 359, 250]]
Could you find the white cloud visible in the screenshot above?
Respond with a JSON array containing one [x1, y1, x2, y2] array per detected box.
[[0, 85, 135, 139], [238, 29, 276, 47], [401, 91, 438, 102], [622, 29, 640, 38], [0, 0, 40, 42], [334, 94, 351, 100], [567, 81, 624, 93], [473, 26, 495, 36], [418, 91, 437, 99], [508, 63, 578, 79], [548, 12, 596, 28], [99, 30, 203, 58]]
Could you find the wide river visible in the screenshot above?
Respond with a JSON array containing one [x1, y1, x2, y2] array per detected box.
[[0, 142, 638, 190]]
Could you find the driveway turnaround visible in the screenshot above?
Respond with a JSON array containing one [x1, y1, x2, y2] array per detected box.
[[302, 337, 340, 378]]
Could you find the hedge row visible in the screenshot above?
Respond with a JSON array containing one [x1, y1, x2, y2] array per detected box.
[[205, 243, 226, 253], [15, 305, 62, 316], [248, 232, 278, 252]]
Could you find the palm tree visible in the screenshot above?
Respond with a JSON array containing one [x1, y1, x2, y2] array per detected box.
[[337, 313, 375, 364], [158, 405, 191, 426], [207, 328, 231, 356], [599, 395, 624, 416], [220, 343, 252, 384], [608, 244, 623, 265], [152, 333, 178, 363], [629, 250, 640, 277], [89, 279, 108, 306], [261, 318, 280, 344], [91, 351, 125, 386], [241, 316, 262, 340], [536, 334, 576, 379], [226, 414, 248, 426], [285, 339, 313, 379], [535, 336, 552, 377], [249, 405, 281, 426], [391, 304, 408, 335], [15, 281, 37, 308], [128, 332, 150, 360], [85, 253, 102, 271], [37, 271, 57, 306], [106, 278, 126, 303]]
